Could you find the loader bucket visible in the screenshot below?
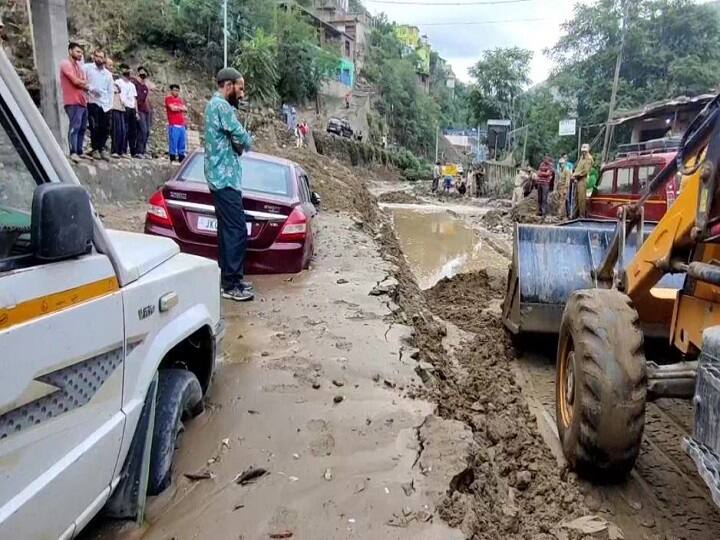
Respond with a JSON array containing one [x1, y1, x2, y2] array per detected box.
[[502, 219, 685, 334]]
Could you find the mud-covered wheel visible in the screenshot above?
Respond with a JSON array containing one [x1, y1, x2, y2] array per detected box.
[[556, 288, 647, 480]]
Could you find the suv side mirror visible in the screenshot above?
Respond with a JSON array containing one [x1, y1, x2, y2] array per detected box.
[[311, 191, 321, 207], [31, 183, 94, 261]]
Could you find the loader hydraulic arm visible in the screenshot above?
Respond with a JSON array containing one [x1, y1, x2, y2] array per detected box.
[[595, 95, 720, 302]]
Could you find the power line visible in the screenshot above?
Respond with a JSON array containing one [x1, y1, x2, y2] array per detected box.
[[365, 0, 530, 5], [408, 17, 547, 25]]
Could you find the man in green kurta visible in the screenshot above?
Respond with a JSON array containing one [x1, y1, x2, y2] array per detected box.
[[204, 67, 254, 301], [572, 143, 594, 218]]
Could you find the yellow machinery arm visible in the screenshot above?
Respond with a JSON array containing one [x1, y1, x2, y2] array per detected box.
[[617, 96, 720, 355]]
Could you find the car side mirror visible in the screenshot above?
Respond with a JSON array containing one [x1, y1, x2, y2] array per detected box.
[[311, 191, 321, 207], [31, 183, 94, 261]]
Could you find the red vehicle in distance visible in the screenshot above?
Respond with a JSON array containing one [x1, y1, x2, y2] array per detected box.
[[144, 150, 320, 274], [587, 139, 680, 222]]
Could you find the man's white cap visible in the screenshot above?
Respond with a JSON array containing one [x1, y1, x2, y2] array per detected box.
[[581, 143, 590, 152]]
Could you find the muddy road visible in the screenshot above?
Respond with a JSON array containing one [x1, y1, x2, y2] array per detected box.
[[87, 163, 720, 540], [379, 188, 720, 540]]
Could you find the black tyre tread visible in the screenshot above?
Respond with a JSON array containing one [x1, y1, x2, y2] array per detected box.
[[147, 369, 203, 495], [557, 289, 647, 480]]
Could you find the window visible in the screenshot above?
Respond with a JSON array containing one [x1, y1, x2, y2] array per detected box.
[[183, 154, 292, 197], [616, 167, 633, 193], [345, 40, 351, 57], [0, 109, 43, 263], [298, 173, 311, 203], [638, 165, 659, 189], [596, 169, 614, 194]]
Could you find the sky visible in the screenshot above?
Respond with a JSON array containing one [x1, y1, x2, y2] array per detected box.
[[361, 0, 717, 85]]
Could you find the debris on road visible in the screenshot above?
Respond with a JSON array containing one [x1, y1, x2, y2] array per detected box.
[[401, 480, 415, 496], [268, 531, 293, 539], [323, 468, 333, 481], [235, 467, 269, 485], [184, 469, 215, 481]]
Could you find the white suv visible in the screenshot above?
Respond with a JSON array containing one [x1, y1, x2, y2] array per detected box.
[[0, 49, 222, 538]]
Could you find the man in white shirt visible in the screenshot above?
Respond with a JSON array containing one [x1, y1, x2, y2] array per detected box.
[[83, 49, 113, 160], [115, 64, 138, 157]]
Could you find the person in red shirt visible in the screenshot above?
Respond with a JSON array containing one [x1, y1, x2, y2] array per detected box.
[[535, 156, 555, 216], [59, 42, 89, 162], [165, 84, 187, 162]]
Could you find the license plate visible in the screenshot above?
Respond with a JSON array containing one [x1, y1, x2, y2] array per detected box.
[[197, 216, 252, 235]]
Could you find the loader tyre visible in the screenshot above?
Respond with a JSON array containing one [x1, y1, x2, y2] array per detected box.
[[556, 289, 647, 480], [148, 369, 204, 495]]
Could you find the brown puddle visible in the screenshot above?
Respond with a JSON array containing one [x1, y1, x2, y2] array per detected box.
[[389, 207, 507, 289]]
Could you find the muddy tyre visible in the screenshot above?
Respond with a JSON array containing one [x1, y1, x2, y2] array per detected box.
[[555, 289, 646, 480], [148, 369, 204, 495]]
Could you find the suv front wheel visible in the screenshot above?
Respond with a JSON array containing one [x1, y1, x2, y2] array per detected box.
[[147, 369, 204, 495]]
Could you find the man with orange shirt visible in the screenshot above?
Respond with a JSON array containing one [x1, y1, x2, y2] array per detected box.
[[59, 42, 89, 162]]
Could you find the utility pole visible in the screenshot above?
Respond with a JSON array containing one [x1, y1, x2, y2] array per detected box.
[[601, 0, 629, 163], [223, 0, 228, 67]]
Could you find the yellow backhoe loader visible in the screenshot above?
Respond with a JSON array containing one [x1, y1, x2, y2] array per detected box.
[[503, 95, 720, 504]]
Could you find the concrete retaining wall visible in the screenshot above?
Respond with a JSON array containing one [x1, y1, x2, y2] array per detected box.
[[73, 159, 176, 203]]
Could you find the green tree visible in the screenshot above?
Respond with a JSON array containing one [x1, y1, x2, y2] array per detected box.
[[236, 29, 279, 105], [468, 47, 533, 124], [516, 87, 576, 166], [274, 9, 339, 104], [549, 0, 720, 125]]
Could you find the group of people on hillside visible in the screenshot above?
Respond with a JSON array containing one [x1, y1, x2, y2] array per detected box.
[[59, 42, 188, 163], [523, 143, 594, 219], [281, 103, 311, 148]]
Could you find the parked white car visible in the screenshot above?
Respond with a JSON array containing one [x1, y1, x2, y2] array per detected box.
[[0, 48, 222, 538]]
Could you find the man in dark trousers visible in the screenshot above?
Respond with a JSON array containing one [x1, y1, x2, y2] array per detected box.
[[83, 49, 113, 160], [59, 42, 89, 162], [204, 67, 254, 302], [133, 66, 151, 158]]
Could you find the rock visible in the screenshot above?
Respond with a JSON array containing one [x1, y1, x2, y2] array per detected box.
[[336, 278, 349, 284], [384, 378, 397, 388], [369, 277, 399, 296], [409, 349, 421, 360], [332, 379, 345, 387], [372, 374, 381, 383], [323, 468, 333, 481], [470, 401, 485, 413], [401, 481, 415, 496], [333, 395, 344, 404], [312, 382, 321, 390], [415, 362, 436, 383], [516, 471, 532, 491]]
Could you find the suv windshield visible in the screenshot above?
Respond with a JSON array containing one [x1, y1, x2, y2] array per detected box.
[[182, 154, 292, 197]]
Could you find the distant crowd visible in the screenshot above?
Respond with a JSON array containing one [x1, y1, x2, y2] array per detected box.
[[59, 42, 189, 164]]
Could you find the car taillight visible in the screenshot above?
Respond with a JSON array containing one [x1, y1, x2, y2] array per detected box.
[[278, 207, 307, 242], [147, 190, 172, 227]]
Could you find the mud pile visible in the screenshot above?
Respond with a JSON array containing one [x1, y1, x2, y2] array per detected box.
[[377, 191, 422, 205], [433, 314, 586, 538], [366, 206, 589, 538], [423, 270, 504, 333]]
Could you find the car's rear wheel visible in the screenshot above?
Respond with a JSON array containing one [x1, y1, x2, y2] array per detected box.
[[556, 289, 647, 480], [147, 369, 204, 495]]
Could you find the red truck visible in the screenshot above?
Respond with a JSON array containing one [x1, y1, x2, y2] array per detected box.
[[587, 140, 680, 222]]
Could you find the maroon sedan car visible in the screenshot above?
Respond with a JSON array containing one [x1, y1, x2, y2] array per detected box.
[[144, 150, 320, 274]]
